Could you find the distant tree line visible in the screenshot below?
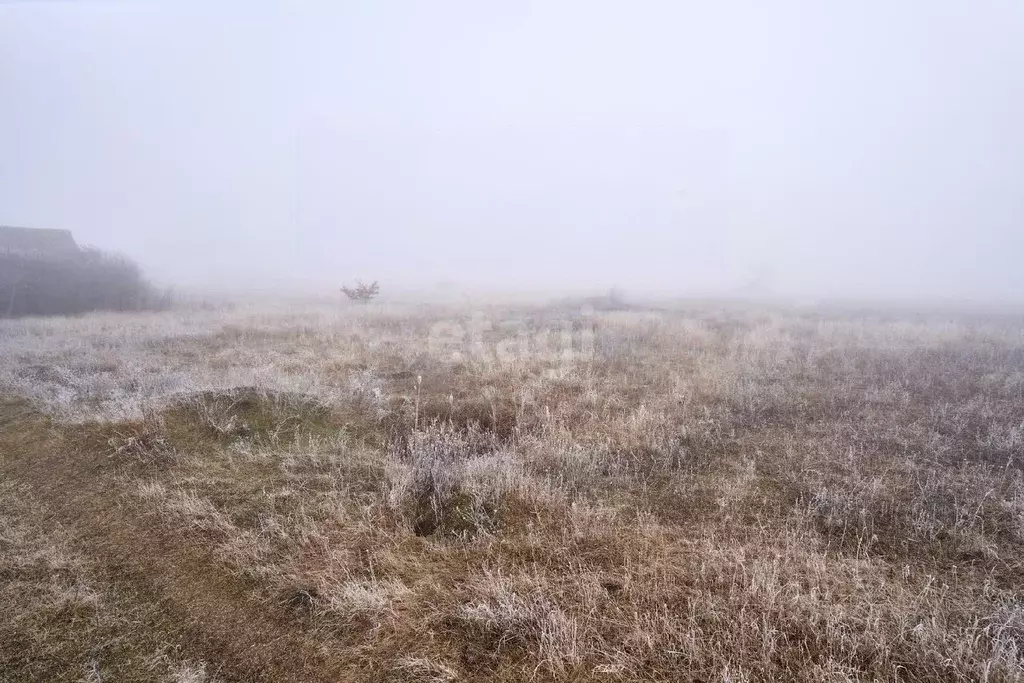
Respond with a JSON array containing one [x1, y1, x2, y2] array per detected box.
[[0, 247, 171, 318]]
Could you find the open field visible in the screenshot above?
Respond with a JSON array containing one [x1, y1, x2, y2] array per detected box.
[[1, 298, 1022, 682]]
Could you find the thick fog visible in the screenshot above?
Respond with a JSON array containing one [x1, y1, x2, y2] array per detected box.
[[1, 2, 1022, 301]]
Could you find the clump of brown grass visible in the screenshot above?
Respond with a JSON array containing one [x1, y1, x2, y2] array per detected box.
[[385, 423, 537, 537], [456, 572, 582, 675]]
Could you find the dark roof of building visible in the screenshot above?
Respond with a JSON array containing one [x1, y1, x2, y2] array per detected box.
[[0, 226, 79, 255]]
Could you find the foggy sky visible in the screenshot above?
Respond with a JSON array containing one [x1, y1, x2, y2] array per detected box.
[[1, 1, 1022, 300]]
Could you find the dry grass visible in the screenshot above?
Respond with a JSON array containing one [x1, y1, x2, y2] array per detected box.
[[0, 480, 221, 682], [1, 297, 1022, 681]]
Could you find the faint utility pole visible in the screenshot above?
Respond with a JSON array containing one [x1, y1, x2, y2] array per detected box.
[[3, 273, 23, 318]]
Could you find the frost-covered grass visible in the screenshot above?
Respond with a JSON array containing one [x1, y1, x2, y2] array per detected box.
[[2, 297, 1023, 681]]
